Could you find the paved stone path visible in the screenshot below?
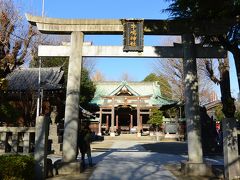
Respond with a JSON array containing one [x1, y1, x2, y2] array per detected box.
[[48, 139, 224, 180], [89, 141, 183, 180]]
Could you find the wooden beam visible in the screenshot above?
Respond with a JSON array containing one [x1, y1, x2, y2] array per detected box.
[[101, 112, 112, 114], [140, 112, 151, 115], [102, 95, 151, 99], [102, 102, 149, 106]]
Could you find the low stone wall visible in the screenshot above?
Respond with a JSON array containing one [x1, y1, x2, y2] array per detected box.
[[0, 127, 35, 154], [0, 125, 61, 155]]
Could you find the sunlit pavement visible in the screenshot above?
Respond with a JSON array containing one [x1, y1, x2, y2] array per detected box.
[[48, 140, 224, 180], [89, 141, 181, 180]]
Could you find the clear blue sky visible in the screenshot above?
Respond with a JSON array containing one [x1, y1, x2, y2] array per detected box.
[[18, 0, 239, 98]]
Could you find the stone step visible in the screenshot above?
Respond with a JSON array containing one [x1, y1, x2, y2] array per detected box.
[[103, 134, 154, 141]]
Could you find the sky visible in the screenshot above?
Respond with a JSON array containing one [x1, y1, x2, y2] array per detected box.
[[16, 0, 239, 98]]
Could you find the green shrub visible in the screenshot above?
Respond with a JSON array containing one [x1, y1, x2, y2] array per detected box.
[[148, 108, 163, 131], [0, 154, 35, 180]]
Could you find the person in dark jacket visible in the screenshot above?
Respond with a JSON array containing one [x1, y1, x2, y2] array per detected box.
[[78, 126, 93, 168]]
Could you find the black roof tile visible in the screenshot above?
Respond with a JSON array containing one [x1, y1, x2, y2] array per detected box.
[[6, 67, 64, 91]]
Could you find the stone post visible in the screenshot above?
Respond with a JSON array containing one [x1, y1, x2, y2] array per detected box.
[[34, 116, 49, 180], [0, 132, 7, 153], [181, 34, 212, 176], [11, 132, 18, 153], [222, 118, 240, 180], [63, 31, 83, 162], [49, 123, 61, 155], [23, 132, 30, 154]]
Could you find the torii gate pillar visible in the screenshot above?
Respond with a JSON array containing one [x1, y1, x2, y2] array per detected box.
[[63, 31, 83, 162], [181, 34, 212, 176]]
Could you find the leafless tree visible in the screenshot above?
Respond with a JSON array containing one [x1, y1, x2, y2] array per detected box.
[[0, 0, 37, 79], [205, 57, 235, 118], [83, 57, 96, 77], [119, 72, 133, 81], [153, 37, 216, 104], [92, 70, 105, 82], [153, 58, 184, 101]]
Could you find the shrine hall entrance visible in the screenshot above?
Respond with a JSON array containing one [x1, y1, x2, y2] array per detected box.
[[100, 106, 150, 134], [117, 107, 132, 133]]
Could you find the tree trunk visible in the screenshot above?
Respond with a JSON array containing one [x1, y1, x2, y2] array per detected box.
[[231, 46, 240, 93], [218, 35, 240, 96], [219, 58, 236, 118]]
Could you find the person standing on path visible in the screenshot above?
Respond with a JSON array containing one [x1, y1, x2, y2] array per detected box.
[[78, 125, 93, 168]]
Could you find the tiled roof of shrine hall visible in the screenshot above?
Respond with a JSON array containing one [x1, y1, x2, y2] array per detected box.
[[6, 67, 64, 91], [90, 81, 177, 107]]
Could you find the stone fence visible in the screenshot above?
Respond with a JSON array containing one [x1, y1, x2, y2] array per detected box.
[[0, 127, 35, 154], [0, 122, 62, 155]]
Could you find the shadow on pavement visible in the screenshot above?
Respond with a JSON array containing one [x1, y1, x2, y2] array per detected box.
[[141, 142, 188, 155]]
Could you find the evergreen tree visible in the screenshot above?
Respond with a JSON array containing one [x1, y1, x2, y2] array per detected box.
[[143, 73, 172, 99], [79, 68, 96, 108], [147, 107, 163, 131]]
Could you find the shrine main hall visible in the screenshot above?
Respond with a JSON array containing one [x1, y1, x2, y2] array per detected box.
[[90, 81, 176, 136]]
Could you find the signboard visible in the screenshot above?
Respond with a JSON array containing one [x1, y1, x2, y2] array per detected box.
[[122, 19, 144, 52]]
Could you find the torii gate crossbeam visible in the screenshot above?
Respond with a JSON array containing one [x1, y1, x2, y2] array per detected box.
[[38, 45, 226, 58]]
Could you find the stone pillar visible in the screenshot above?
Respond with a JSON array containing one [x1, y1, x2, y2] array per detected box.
[[110, 98, 115, 137], [23, 132, 30, 154], [63, 31, 83, 162], [222, 118, 240, 180], [49, 109, 60, 154], [181, 34, 212, 176], [98, 108, 102, 136], [34, 116, 49, 180], [0, 132, 7, 153], [182, 34, 202, 163], [49, 123, 61, 155], [11, 132, 18, 153]]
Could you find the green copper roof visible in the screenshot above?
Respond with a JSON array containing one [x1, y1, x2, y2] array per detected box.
[[109, 81, 140, 96], [90, 81, 176, 107]]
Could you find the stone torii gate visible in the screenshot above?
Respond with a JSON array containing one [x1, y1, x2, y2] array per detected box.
[[26, 14, 227, 175]]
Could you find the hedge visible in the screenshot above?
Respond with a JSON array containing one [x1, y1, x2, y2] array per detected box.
[[0, 154, 34, 180]]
